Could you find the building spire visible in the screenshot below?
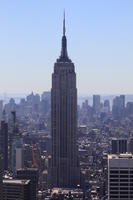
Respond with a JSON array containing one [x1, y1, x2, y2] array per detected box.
[[63, 11, 66, 36], [57, 12, 71, 63]]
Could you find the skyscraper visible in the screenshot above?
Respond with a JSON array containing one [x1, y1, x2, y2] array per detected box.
[[93, 95, 101, 115], [111, 138, 127, 154], [128, 137, 133, 153], [112, 95, 125, 120], [0, 109, 8, 170], [16, 168, 38, 200], [0, 101, 3, 122], [51, 14, 80, 188], [0, 155, 3, 200], [11, 137, 24, 172]]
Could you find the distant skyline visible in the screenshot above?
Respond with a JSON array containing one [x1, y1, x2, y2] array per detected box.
[[1, 94, 133, 107], [0, 0, 133, 95]]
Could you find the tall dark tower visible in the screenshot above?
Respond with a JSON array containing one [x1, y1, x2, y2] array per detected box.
[[51, 13, 80, 188], [0, 108, 8, 170]]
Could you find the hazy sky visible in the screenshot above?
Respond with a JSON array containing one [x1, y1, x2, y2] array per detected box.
[[0, 0, 133, 95]]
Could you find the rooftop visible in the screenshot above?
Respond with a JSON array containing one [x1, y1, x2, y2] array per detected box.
[[3, 179, 30, 185], [17, 168, 38, 171], [52, 188, 83, 195], [108, 153, 133, 160]]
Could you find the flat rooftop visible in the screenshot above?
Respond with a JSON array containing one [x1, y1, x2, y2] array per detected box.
[[52, 188, 83, 195], [108, 154, 133, 160], [17, 168, 38, 171], [3, 179, 30, 185]]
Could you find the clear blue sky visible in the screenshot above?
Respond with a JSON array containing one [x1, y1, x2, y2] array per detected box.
[[0, 0, 133, 95]]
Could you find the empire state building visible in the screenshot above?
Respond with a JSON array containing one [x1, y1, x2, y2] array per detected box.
[[51, 14, 80, 188]]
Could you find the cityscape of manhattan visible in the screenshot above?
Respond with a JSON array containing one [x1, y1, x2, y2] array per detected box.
[[0, 1, 133, 200]]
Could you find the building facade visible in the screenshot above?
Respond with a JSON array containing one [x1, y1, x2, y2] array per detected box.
[[112, 95, 125, 120], [3, 179, 30, 200], [93, 95, 101, 115], [16, 168, 38, 200], [111, 138, 127, 154], [128, 137, 133, 153], [108, 154, 133, 200], [11, 137, 24, 172], [51, 14, 80, 188], [0, 155, 3, 200], [0, 110, 8, 170]]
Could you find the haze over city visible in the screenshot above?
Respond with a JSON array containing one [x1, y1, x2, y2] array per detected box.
[[1, 1, 133, 200], [0, 0, 133, 95]]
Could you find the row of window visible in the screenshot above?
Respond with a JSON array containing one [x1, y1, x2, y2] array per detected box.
[[110, 196, 133, 199], [110, 175, 133, 178], [110, 187, 133, 190], [110, 179, 133, 182], [110, 170, 133, 174], [110, 191, 133, 194]]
